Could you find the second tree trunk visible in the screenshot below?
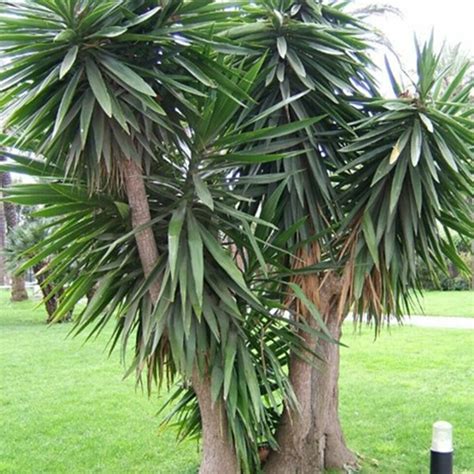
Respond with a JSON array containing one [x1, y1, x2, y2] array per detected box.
[[264, 274, 357, 473], [10, 275, 28, 302]]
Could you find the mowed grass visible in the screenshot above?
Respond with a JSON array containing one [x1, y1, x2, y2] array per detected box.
[[0, 292, 199, 474], [412, 291, 474, 318], [339, 324, 474, 473], [1, 290, 473, 473]]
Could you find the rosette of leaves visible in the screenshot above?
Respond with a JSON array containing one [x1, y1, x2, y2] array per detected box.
[[219, 0, 377, 245], [338, 37, 473, 323], [0, 0, 257, 190]]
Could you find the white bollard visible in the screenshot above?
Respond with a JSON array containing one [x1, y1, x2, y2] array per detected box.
[[430, 421, 453, 474]]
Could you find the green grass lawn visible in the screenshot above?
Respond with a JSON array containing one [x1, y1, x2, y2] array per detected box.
[[1, 290, 473, 473], [412, 291, 474, 317], [0, 292, 200, 474], [339, 324, 474, 473]]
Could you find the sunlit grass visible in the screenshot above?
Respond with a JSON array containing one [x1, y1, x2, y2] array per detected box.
[[411, 290, 473, 317], [1, 290, 473, 473], [0, 291, 199, 474], [339, 323, 474, 473]]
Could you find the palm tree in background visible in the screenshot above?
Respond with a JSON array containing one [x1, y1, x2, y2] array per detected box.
[[3, 217, 72, 321], [0, 158, 28, 301]]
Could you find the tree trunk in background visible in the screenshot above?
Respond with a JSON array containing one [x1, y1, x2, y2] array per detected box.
[[0, 200, 5, 286], [33, 262, 58, 322], [192, 372, 239, 474], [33, 262, 73, 323], [1, 166, 28, 301], [264, 267, 357, 473], [10, 275, 28, 302]]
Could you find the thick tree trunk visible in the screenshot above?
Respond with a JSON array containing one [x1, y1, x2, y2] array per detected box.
[[11, 275, 28, 301], [192, 372, 239, 474], [122, 159, 160, 302], [264, 273, 357, 473]]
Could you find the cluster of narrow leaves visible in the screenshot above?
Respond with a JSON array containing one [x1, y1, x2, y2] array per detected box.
[[0, 0, 257, 190], [1, 140, 309, 472], [3, 214, 50, 273], [221, 0, 377, 250], [338, 37, 473, 323]]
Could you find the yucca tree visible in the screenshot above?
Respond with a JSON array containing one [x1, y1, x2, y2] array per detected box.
[[1, 1, 472, 473], [0, 2, 323, 472], [267, 35, 472, 473], [1, 101, 315, 473], [217, 2, 379, 469], [208, 3, 471, 471]]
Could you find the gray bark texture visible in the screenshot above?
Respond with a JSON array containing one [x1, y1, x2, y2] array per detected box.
[[193, 372, 239, 474], [264, 272, 357, 474]]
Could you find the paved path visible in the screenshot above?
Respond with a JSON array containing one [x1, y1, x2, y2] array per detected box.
[[346, 313, 474, 329]]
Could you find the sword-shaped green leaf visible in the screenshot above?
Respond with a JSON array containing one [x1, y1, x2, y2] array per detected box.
[[85, 58, 112, 117]]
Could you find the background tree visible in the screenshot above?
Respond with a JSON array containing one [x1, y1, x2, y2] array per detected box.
[[0, 198, 5, 286], [0, 1, 472, 473], [3, 217, 72, 322], [0, 157, 29, 301]]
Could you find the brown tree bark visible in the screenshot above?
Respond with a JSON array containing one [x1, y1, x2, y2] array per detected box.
[[192, 372, 239, 474], [122, 159, 161, 302], [33, 262, 59, 322], [264, 265, 356, 473], [10, 275, 28, 302]]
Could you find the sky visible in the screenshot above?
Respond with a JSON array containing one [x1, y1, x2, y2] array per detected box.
[[367, 0, 473, 51], [355, 0, 473, 95]]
